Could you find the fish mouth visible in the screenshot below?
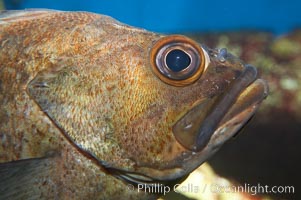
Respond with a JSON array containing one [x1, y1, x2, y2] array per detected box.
[[173, 64, 269, 152]]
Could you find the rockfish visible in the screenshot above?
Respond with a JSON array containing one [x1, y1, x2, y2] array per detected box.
[[0, 10, 268, 199]]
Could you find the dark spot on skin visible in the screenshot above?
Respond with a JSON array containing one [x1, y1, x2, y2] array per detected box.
[[215, 65, 229, 73], [20, 71, 29, 84], [215, 65, 241, 79], [23, 138, 29, 143], [0, 110, 9, 124], [233, 69, 242, 77]]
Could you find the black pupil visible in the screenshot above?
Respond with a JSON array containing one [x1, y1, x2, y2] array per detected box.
[[165, 49, 191, 72]]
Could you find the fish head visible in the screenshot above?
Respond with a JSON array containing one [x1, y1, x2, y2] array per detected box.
[[26, 12, 268, 187]]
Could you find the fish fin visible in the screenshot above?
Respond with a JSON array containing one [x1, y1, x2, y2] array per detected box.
[[0, 9, 60, 24], [0, 155, 59, 200]]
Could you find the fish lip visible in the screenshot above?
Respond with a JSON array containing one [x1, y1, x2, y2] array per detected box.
[[173, 64, 268, 152]]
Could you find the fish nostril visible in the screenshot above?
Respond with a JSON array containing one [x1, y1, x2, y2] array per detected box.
[[217, 48, 228, 62]]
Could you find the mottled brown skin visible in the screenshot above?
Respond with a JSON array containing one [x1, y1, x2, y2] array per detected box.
[[0, 10, 267, 199], [0, 10, 157, 199]]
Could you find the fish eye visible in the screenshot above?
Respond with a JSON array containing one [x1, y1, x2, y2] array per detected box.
[[150, 35, 207, 86], [165, 49, 191, 72]]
